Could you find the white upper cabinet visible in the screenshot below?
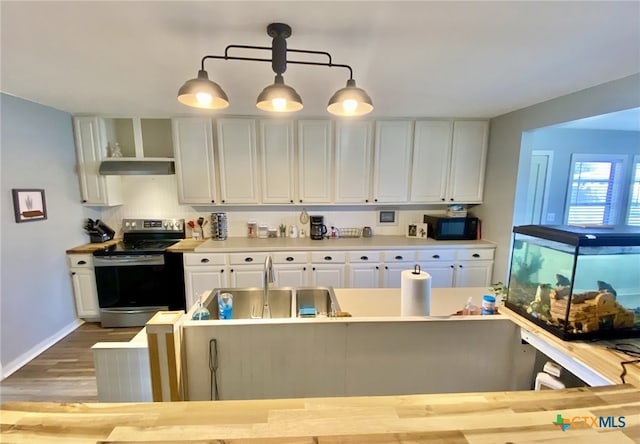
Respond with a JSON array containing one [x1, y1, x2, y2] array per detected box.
[[103, 118, 174, 159], [410, 120, 453, 203], [297, 120, 333, 204], [410, 120, 488, 204], [448, 120, 489, 203], [172, 117, 217, 205], [334, 120, 373, 203], [73, 116, 123, 206], [216, 118, 260, 204], [372, 120, 413, 203], [260, 120, 295, 204]]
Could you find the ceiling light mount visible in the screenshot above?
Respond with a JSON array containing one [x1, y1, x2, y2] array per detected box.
[[177, 23, 373, 116]]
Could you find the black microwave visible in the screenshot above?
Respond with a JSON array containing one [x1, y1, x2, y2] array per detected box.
[[423, 215, 479, 240]]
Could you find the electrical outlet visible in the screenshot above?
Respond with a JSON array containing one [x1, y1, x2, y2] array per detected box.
[[547, 213, 556, 222]]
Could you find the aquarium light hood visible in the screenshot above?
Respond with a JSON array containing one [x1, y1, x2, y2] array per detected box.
[[98, 160, 175, 175]]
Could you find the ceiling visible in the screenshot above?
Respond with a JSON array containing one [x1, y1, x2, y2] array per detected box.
[[1, 1, 639, 120]]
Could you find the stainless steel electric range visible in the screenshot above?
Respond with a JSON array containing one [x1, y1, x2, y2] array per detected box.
[[93, 218, 185, 327]]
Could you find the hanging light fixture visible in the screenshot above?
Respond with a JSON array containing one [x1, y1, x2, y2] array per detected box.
[[177, 23, 373, 116]]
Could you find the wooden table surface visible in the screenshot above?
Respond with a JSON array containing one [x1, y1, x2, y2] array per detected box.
[[2, 384, 639, 443]]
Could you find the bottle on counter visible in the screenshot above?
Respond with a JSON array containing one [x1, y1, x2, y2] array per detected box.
[[218, 293, 233, 319], [191, 300, 210, 320], [481, 295, 496, 315]]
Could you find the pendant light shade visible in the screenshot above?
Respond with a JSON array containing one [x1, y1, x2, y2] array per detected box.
[[327, 79, 374, 116], [256, 74, 303, 112], [177, 69, 229, 110]]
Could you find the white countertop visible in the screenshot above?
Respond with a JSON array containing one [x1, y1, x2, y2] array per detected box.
[[194, 235, 495, 252]]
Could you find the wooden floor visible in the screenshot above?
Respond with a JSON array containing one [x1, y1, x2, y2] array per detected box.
[[0, 322, 139, 403]]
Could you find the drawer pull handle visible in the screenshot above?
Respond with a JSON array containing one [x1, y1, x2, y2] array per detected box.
[[324, 256, 332, 261], [432, 254, 440, 259], [201, 258, 210, 263], [395, 255, 403, 260], [77, 260, 87, 265], [360, 256, 368, 260], [244, 257, 253, 262], [450, 265, 455, 268], [286, 257, 294, 262], [472, 253, 480, 258]]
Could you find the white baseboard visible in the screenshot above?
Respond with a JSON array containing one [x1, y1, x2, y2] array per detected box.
[[1, 318, 84, 380]]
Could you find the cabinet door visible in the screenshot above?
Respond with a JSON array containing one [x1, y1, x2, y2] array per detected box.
[[410, 120, 452, 203], [311, 264, 346, 288], [229, 265, 264, 287], [348, 264, 381, 288], [372, 120, 413, 203], [184, 268, 227, 310], [334, 121, 373, 203], [274, 264, 309, 287], [70, 267, 100, 318], [454, 261, 493, 287], [217, 118, 259, 204], [381, 263, 412, 288], [448, 121, 489, 203], [418, 262, 455, 288], [172, 118, 217, 205], [298, 120, 333, 203], [260, 120, 295, 204], [73, 117, 122, 205]]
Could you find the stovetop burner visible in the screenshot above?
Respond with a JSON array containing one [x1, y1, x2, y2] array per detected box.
[[93, 218, 185, 257]]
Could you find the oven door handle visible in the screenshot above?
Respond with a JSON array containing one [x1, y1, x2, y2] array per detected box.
[[94, 255, 165, 267]]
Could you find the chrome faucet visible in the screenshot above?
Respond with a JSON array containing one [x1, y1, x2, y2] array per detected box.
[[262, 255, 274, 318]]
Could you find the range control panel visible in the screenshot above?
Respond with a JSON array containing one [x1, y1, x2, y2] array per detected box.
[[122, 218, 184, 232]]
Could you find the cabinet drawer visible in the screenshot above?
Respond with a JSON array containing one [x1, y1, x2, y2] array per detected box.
[[457, 248, 495, 261], [382, 250, 416, 262], [416, 249, 456, 261], [272, 252, 309, 264], [228, 252, 269, 265], [348, 251, 381, 263], [67, 254, 93, 268], [184, 253, 226, 267], [311, 251, 347, 263]]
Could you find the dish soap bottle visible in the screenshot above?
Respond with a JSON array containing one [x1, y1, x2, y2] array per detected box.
[[191, 300, 210, 320]]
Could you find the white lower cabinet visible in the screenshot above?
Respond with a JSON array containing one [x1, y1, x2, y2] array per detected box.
[[183, 253, 227, 310], [381, 250, 417, 288], [272, 252, 310, 287], [347, 251, 381, 288], [310, 251, 347, 288], [67, 254, 100, 319], [228, 252, 269, 287], [417, 248, 494, 288]]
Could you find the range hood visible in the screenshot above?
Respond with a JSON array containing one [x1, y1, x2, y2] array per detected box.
[[99, 160, 175, 175]]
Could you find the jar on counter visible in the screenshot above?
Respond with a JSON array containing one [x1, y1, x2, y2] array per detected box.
[[247, 221, 258, 238], [481, 295, 496, 315]]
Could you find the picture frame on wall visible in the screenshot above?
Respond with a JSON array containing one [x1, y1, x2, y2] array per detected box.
[[12, 189, 47, 223]]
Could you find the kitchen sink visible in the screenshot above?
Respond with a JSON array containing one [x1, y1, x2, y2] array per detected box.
[[295, 287, 339, 317], [203, 287, 341, 319], [205, 288, 294, 319]]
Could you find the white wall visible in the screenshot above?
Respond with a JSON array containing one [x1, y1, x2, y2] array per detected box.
[[1, 93, 86, 378], [476, 73, 640, 283]]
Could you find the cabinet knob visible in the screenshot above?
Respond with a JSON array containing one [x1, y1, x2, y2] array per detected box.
[[230, 268, 234, 273], [222, 200, 225, 203], [244, 257, 253, 262], [472, 253, 480, 258], [71, 272, 76, 275], [365, 199, 369, 203], [374, 198, 378, 202], [201, 258, 209, 263], [220, 269, 224, 273], [211, 200, 215, 203], [459, 264, 463, 268], [395, 255, 403, 260], [450, 198, 454, 201], [299, 199, 303, 203], [441, 198, 445, 201], [82, 200, 87, 203], [286, 257, 294, 262], [376, 266, 379, 270], [290, 200, 294, 203], [432, 254, 440, 259], [324, 256, 332, 261], [312, 267, 316, 271], [450, 265, 455, 268], [360, 256, 368, 260], [77, 260, 87, 265], [303, 267, 306, 271], [385, 266, 388, 270]]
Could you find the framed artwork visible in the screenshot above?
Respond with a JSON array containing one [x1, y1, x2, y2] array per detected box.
[[378, 210, 398, 226], [406, 224, 418, 238], [12, 189, 47, 223], [407, 223, 429, 239]]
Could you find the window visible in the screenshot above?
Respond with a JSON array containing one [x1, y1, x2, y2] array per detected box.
[[628, 156, 640, 226], [565, 155, 627, 225]]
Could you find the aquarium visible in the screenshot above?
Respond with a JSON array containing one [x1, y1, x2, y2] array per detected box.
[[505, 225, 640, 340]]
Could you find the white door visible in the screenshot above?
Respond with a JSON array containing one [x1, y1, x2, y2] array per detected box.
[[418, 262, 455, 288], [172, 117, 217, 205], [274, 264, 309, 287], [448, 121, 489, 203], [217, 118, 259, 204], [70, 268, 99, 318], [409, 120, 452, 203], [348, 264, 380, 288], [185, 269, 227, 310], [372, 120, 413, 203], [229, 266, 264, 288], [311, 265, 346, 288], [334, 121, 373, 203], [454, 261, 493, 287], [298, 120, 333, 203], [381, 263, 413, 288], [260, 120, 295, 204]]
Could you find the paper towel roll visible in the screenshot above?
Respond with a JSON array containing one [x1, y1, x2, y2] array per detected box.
[[400, 266, 431, 316]]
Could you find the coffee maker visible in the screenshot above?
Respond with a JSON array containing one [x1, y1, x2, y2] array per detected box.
[[310, 215, 327, 240]]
